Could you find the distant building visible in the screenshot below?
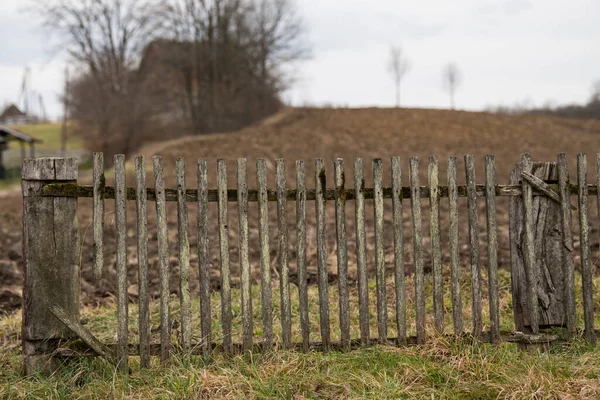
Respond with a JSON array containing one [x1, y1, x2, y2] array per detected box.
[[0, 104, 37, 125], [0, 125, 42, 179]]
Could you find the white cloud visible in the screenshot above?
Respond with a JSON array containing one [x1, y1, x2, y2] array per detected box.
[[285, 0, 600, 110], [1, 0, 599, 118]]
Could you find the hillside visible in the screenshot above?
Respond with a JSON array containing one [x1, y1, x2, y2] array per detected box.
[[2, 107, 600, 313], [140, 106, 600, 182]]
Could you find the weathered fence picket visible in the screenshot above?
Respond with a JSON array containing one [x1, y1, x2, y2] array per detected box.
[[315, 158, 330, 350], [176, 158, 192, 353], [447, 157, 463, 335], [354, 158, 370, 345], [256, 159, 273, 351], [295, 160, 309, 352], [334, 158, 350, 350], [134, 156, 150, 368], [409, 157, 426, 344], [114, 155, 128, 372], [428, 155, 443, 333], [577, 153, 595, 344], [276, 159, 292, 349], [485, 155, 500, 343], [557, 153, 576, 339], [217, 159, 233, 354], [237, 159, 253, 352], [373, 158, 387, 344], [391, 156, 406, 344], [92, 152, 104, 280], [465, 154, 483, 337], [520, 154, 539, 335], [153, 156, 171, 362], [22, 152, 600, 375], [197, 159, 211, 357]]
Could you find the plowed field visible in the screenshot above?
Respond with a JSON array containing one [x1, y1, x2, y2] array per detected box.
[[2, 107, 600, 313]]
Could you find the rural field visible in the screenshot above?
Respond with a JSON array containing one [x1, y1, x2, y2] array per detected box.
[[3, 107, 600, 398], [2, 107, 600, 311]]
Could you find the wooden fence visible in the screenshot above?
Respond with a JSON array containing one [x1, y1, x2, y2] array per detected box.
[[21, 152, 599, 373]]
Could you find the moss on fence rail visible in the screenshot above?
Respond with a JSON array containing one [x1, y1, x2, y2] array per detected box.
[[40, 182, 592, 202]]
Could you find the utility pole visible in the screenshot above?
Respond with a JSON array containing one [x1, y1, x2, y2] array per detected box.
[[60, 67, 69, 157]]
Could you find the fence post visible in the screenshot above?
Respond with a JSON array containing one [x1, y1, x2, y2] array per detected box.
[[22, 158, 80, 375], [509, 159, 567, 332]]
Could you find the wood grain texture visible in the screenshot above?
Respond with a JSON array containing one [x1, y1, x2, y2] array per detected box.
[[256, 159, 273, 350], [315, 158, 330, 350], [217, 159, 233, 353], [176, 158, 191, 353], [22, 158, 80, 375], [334, 158, 350, 350], [465, 154, 483, 337], [354, 158, 370, 344], [447, 157, 462, 335], [135, 156, 150, 368], [373, 158, 387, 343], [510, 159, 566, 332], [92, 153, 105, 280], [391, 157, 406, 344], [153, 156, 171, 362], [197, 159, 211, 357], [409, 157, 425, 344], [43, 182, 594, 202], [485, 155, 500, 343], [237, 159, 253, 352], [428, 155, 444, 333], [577, 153, 595, 344], [296, 160, 310, 352], [520, 154, 539, 334], [521, 170, 575, 210], [50, 305, 117, 366], [276, 159, 292, 349], [114, 154, 129, 371], [557, 153, 576, 338]]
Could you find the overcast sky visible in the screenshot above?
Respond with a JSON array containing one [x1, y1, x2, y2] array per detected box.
[[1, 0, 599, 119]]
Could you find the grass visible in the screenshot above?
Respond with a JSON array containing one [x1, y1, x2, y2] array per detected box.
[[3, 270, 600, 399], [0, 178, 20, 191], [0, 122, 86, 191], [8, 122, 83, 150]]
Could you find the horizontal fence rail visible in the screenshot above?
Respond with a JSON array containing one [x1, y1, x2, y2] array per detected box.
[[21, 152, 600, 373], [40, 182, 600, 201]]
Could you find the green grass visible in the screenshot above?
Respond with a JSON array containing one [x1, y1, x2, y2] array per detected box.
[[0, 122, 87, 191], [8, 122, 83, 150], [0, 177, 20, 190], [2, 271, 600, 399]]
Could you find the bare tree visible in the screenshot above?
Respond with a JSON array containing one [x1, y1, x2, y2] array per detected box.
[[387, 45, 410, 107], [161, 0, 308, 134], [31, 0, 308, 149], [442, 62, 462, 110], [591, 79, 600, 103], [30, 0, 162, 155]]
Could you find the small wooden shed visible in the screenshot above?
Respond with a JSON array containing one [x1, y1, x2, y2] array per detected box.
[[0, 126, 42, 179], [0, 104, 28, 125]]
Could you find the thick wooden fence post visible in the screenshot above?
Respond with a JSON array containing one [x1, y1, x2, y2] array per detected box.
[[22, 158, 80, 375], [509, 159, 567, 331]]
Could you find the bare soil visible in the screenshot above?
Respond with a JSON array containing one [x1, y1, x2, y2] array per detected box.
[[2, 107, 600, 314]]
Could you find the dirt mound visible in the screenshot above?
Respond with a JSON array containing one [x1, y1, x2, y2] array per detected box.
[[2, 107, 600, 314]]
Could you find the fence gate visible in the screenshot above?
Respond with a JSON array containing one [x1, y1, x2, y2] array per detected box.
[[21, 152, 598, 374]]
